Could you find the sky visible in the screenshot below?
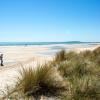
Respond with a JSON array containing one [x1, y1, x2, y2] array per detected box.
[[0, 0, 100, 42]]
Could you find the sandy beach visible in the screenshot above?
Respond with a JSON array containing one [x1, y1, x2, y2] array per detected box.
[[0, 44, 100, 96]]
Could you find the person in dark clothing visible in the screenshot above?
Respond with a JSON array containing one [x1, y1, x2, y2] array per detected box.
[[0, 54, 3, 66]]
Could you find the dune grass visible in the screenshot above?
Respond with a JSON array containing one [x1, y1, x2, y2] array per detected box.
[[55, 47, 100, 100], [17, 65, 67, 97], [1, 47, 100, 100], [64, 76, 100, 100], [55, 50, 66, 62], [2, 64, 67, 99]]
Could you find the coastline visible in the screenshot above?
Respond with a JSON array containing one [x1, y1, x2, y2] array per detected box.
[[0, 43, 100, 95], [0, 43, 100, 69]]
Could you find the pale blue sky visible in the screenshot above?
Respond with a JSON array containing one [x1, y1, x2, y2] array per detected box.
[[0, 0, 100, 42]]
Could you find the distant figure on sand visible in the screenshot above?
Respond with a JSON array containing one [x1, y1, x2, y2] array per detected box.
[[0, 54, 3, 66]]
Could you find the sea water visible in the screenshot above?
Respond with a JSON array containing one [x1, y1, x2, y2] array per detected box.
[[0, 41, 99, 46]]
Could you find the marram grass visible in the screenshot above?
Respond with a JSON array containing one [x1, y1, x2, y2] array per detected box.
[[1, 64, 67, 99], [17, 65, 67, 97], [55, 50, 66, 62]]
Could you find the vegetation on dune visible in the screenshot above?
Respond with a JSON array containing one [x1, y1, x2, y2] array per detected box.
[[1, 47, 100, 100], [17, 65, 67, 98], [64, 76, 100, 100], [93, 47, 100, 56], [2, 64, 67, 99], [55, 47, 100, 100], [58, 57, 99, 79], [65, 51, 78, 61], [55, 50, 66, 62]]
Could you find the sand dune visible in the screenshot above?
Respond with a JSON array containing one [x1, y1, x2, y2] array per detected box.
[[0, 44, 100, 95]]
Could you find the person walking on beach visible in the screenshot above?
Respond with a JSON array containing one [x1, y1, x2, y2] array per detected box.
[[0, 54, 4, 66]]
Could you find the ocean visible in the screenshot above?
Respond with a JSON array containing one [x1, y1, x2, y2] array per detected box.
[[0, 42, 99, 46]]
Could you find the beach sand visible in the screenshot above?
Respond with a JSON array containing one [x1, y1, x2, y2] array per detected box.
[[0, 44, 100, 96]]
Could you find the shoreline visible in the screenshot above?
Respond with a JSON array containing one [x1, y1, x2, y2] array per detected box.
[[0, 43, 100, 68]]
